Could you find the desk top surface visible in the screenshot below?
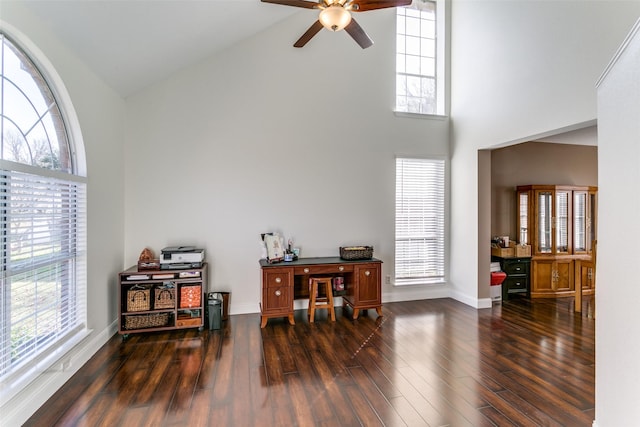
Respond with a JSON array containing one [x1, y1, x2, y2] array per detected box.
[[259, 256, 382, 268]]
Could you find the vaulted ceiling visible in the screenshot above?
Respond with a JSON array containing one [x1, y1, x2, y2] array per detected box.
[[18, 1, 298, 97], [10, 0, 598, 145]]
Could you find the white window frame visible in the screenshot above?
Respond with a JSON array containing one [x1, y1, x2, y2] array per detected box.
[[395, 0, 446, 117], [395, 157, 446, 285], [0, 26, 88, 407]]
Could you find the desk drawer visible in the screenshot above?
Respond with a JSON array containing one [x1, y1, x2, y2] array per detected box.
[[294, 264, 354, 275], [504, 276, 528, 292], [264, 269, 293, 288], [503, 260, 530, 276]]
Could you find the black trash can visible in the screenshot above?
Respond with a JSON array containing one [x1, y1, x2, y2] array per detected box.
[[207, 293, 222, 330], [212, 291, 230, 321]]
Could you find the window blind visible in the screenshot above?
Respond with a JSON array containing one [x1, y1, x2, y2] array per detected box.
[[556, 192, 568, 251], [538, 192, 552, 253], [0, 169, 87, 381], [395, 158, 445, 285], [519, 192, 529, 244], [574, 192, 586, 251]]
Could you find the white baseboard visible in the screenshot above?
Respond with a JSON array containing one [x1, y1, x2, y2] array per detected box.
[[231, 288, 490, 318], [2, 320, 118, 427], [476, 297, 494, 309], [230, 302, 261, 315], [449, 287, 493, 309], [382, 284, 450, 303], [382, 284, 490, 309]]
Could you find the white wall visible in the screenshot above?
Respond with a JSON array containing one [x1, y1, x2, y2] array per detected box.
[[0, 3, 126, 425], [450, 0, 640, 303], [596, 18, 640, 426], [124, 10, 451, 314]]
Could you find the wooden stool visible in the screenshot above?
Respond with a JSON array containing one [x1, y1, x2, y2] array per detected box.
[[308, 277, 335, 323]]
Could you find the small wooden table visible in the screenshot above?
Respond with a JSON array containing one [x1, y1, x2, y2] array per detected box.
[[259, 257, 382, 328]]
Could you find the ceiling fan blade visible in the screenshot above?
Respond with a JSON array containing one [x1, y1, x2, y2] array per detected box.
[[261, 0, 320, 9], [294, 20, 324, 47], [344, 18, 373, 49], [350, 0, 412, 12]]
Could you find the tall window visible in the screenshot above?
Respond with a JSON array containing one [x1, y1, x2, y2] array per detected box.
[[395, 158, 445, 285], [395, 1, 443, 115], [0, 33, 87, 399]]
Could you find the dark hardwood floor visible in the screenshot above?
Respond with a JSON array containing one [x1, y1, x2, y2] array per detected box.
[[25, 296, 595, 427]]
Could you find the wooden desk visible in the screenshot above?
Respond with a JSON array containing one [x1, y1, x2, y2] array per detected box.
[[259, 257, 383, 328]]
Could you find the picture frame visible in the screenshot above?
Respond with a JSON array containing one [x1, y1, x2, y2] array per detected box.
[[262, 233, 284, 263]]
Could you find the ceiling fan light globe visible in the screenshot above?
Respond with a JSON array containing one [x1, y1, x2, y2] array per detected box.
[[319, 5, 352, 32]]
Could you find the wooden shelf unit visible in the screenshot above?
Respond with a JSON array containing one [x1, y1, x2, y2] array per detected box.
[[118, 263, 207, 338]]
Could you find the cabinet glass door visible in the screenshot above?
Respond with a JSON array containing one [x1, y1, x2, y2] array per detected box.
[[589, 190, 597, 253], [536, 191, 552, 253], [556, 190, 570, 254], [517, 190, 529, 245], [574, 191, 587, 253]]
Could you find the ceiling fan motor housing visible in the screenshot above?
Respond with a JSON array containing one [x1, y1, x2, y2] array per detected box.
[[319, 5, 352, 32]]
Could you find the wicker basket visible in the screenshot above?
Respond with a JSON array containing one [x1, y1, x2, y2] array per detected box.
[[124, 312, 170, 330], [180, 285, 202, 308], [127, 286, 150, 312], [339, 246, 373, 260], [154, 285, 175, 309]]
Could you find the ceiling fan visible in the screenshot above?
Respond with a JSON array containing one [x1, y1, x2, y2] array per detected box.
[[261, 0, 413, 49]]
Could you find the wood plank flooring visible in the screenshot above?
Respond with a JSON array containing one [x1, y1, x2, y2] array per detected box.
[[25, 296, 595, 427]]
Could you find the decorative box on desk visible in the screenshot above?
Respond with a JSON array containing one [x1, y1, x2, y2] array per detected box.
[[259, 257, 383, 328], [118, 263, 207, 340]]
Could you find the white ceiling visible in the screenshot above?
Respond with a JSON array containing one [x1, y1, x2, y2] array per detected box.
[[536, 125, 598, 146], [19, 0, 299, 97]]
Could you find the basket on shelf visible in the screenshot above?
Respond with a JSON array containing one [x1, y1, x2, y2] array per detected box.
[[339, 246, 374, 260], [124, 312, 170, 330], [154, 283, 175, 309], [127, 285, 150, 312], [180, 285, 202, 308]]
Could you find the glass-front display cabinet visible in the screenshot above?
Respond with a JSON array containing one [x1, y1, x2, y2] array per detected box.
[[516, 185, 597, 298], [516, 185, 597, 256]]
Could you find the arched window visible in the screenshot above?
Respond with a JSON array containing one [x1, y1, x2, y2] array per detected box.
[[0, 31, 87, 399]]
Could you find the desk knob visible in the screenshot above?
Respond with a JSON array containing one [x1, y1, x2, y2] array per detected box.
[[274, 290, 281, 297], [365, 270, 371, 276], [303, 268, 310, 273], [275, 277, 282, 283], [338, 266, 344, 272]]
